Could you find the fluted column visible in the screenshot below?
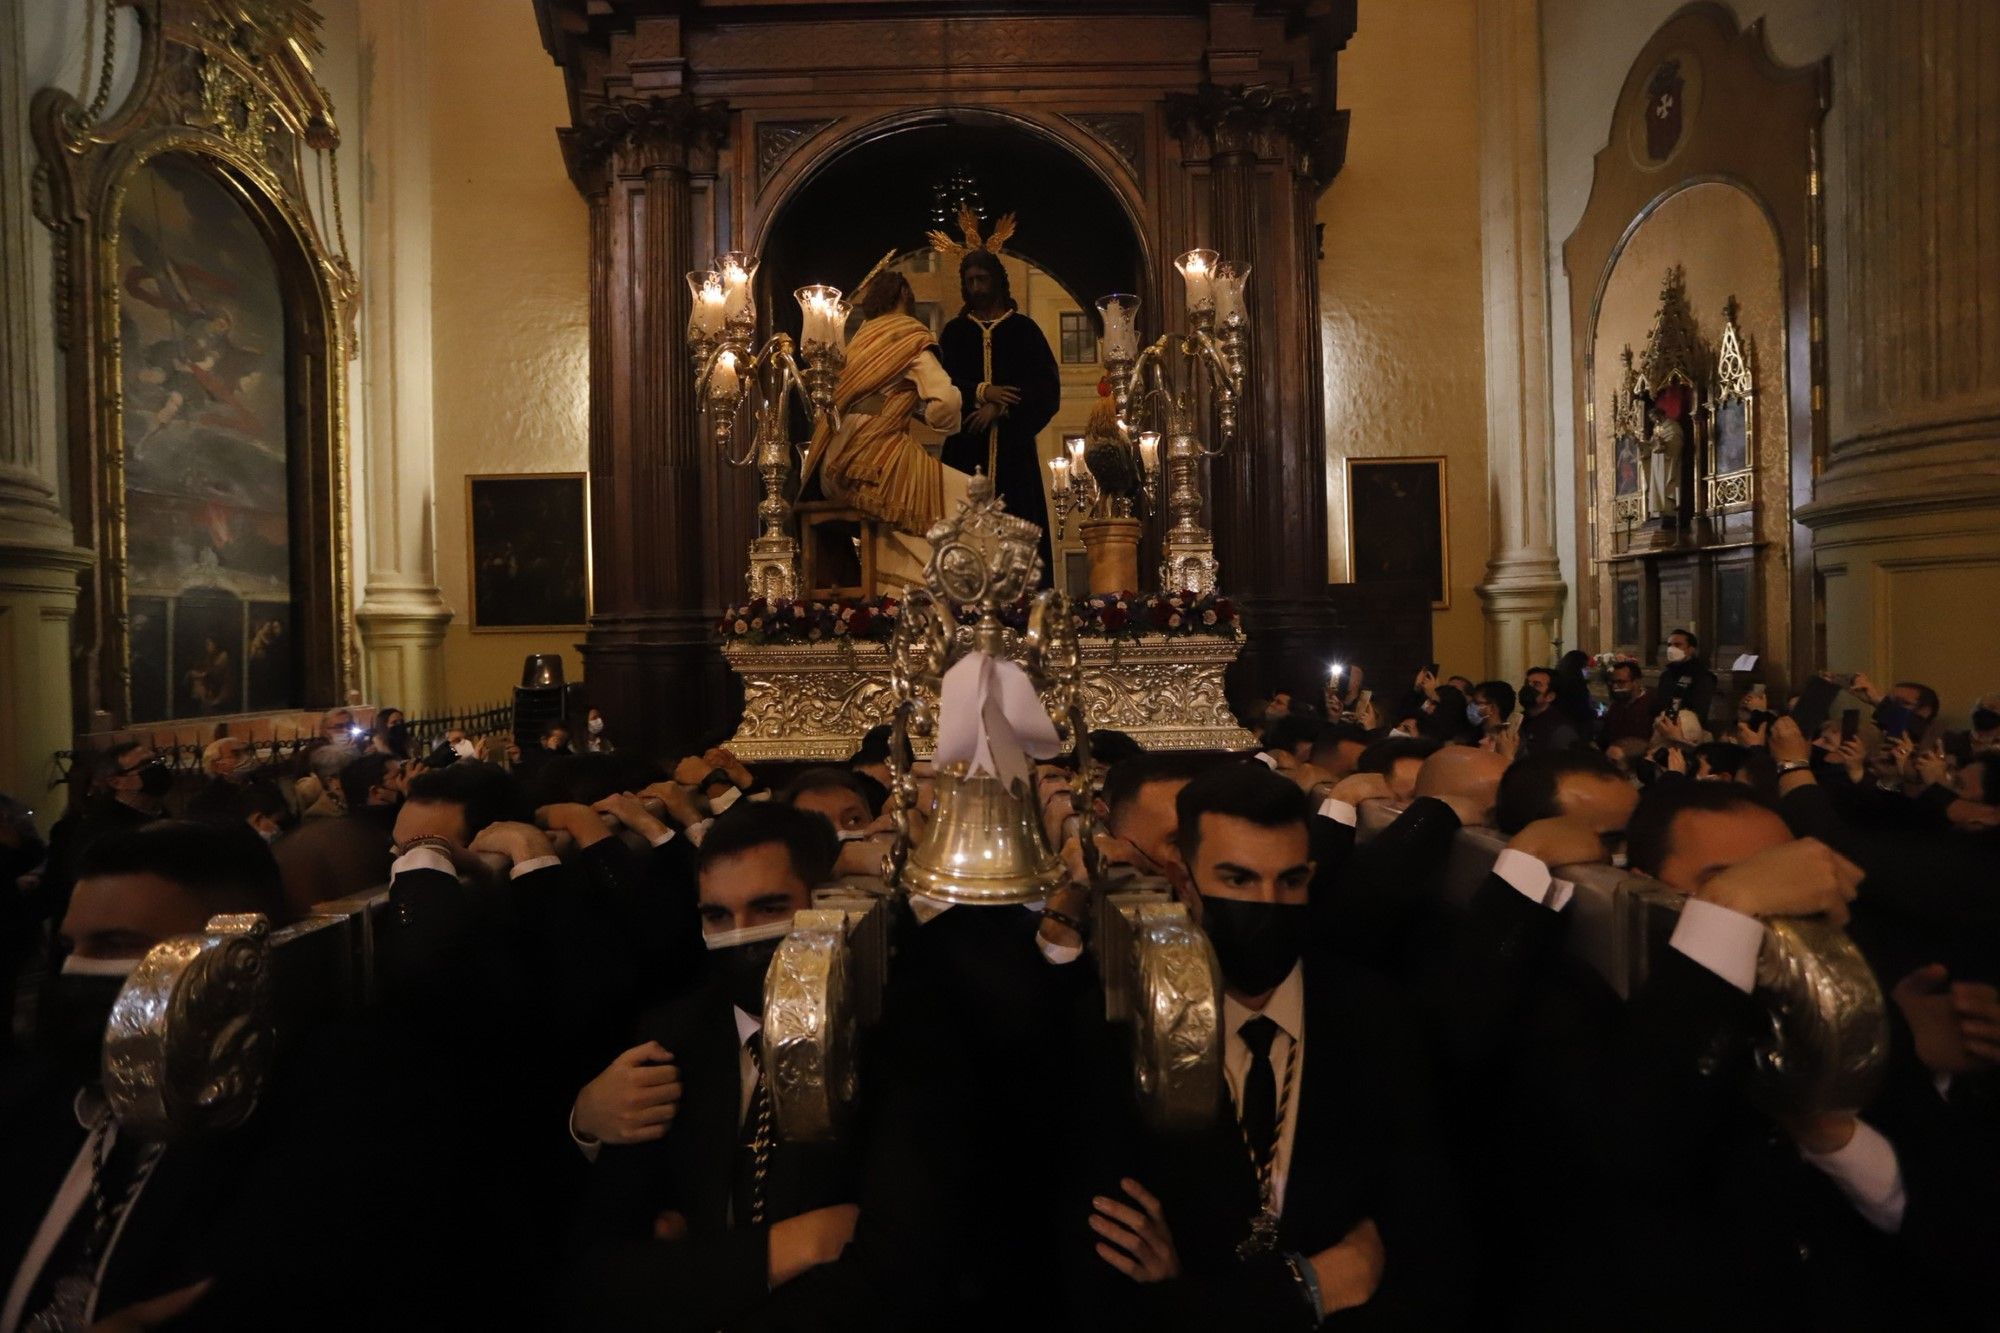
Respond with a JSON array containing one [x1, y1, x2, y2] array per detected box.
[[1800, 0, 2000, 718], [352, 0, 452, 712], [0, 0, 90, 827], [561, 96, 728, 759], [1168, 84, 1345, 699], [1471, 0, 1566, 681]]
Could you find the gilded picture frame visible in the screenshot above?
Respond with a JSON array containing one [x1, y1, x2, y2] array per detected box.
[[465, 474, 594, 632], [1344, 456, 1450, 610], [33, 1, 358, 727]]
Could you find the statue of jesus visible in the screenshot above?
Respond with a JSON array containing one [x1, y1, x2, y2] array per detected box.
[[1643, 401, 1684, 520]]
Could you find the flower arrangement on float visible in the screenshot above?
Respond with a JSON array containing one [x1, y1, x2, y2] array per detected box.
[[717, 589, 1241, 646]]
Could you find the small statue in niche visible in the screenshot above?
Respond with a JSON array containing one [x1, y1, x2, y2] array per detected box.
[[1642, 394, 1685, 520]]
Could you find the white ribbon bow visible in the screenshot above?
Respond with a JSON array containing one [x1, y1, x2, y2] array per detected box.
[[933, 651, 1064, 790]]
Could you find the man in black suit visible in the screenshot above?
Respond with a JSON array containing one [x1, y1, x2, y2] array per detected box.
[[1087, 764, 1467, 1329], [569, 801, 855, 1332], [1, 822, 413, 1331], [1502, 780, 2000, 1327]]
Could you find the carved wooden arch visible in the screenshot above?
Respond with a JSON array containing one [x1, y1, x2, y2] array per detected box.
[[1561, 1, 1826, 685], [747, 104, 1159, 299], [32, 0, 358, 728]]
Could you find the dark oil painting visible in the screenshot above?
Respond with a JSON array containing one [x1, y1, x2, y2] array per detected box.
[[469, 475, 590, 629], [1347, 458, 1448, 608], [118, 153, 292, 718]]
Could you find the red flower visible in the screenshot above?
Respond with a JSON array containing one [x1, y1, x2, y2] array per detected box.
[[848, 607, 874, 635], [1148, 601, 1176, 628], [1213, 597, 1235, 620], [1103, 605, 1129, 631]]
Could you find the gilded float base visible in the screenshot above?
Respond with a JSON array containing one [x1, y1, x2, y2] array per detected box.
[[722, 634, 1256, 760]]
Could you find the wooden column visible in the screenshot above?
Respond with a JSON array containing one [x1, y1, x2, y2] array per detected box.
[[562, 96, 731, 759], [1169, 85, 1345, 701]]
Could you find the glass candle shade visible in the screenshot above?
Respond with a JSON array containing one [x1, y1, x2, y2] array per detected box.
[[1065, 435, 1091, 481], [1096, 293, 1141, 362], [717, 251, 759, 322], [795, 284, 844, 349], [710, 349, 740, 402], [1213, 261, 1251, 327], [1175, 248, 1218, 316], [1049, 456, 1071, 495], [1136, 430, 1162, 475], [688, 270, 726, 339]]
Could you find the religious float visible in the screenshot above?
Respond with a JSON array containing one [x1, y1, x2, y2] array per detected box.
[[691, 224, 1262, 758]]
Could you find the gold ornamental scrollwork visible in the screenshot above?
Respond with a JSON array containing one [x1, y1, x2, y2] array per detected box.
[[724, 634, 1256, 760], [32, 0, 361, 723]]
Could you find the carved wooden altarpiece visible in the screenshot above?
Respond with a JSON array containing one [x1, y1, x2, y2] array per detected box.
[[535, 0, 1358, 757]]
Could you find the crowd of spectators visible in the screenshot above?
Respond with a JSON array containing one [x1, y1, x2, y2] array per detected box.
[[1, 657, 1996, 1330]]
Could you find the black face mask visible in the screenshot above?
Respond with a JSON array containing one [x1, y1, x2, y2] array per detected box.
[[1973, 709, 2000, 734], [1199, 896, 1307, 996], [713, 935, 785, 1016], [1520, 685, 1542, 709], [33, 972, 127, 1088], [384, 723, 410, 756], [137, 762, 175, 797]]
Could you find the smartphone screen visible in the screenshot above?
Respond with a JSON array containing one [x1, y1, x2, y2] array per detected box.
[[1840, 709, 1861, 744]]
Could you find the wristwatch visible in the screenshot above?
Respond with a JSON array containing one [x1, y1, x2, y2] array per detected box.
[[1775, 761, 1812, 776]]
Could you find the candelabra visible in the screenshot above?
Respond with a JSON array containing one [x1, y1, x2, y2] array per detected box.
[[1098, 249, 1251, 597], [687, 252, 850, 601], [1047, 435, 1099, 540]]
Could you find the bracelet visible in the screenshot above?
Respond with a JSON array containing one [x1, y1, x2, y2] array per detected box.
[[1041, 905, 1089, 939], [1775, 761, 1812, 775], [1280, 1250, 1324, 1322], [394, 834, 457, 858]]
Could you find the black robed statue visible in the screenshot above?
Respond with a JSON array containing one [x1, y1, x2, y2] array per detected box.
[[935, 236, 1061, 581]]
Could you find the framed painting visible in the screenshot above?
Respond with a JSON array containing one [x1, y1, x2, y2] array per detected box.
[[1614, 578, 1642, 648], [37, 2, 358, 727], [467, 474, 592, 631], [1345, 457, 1450, 609]]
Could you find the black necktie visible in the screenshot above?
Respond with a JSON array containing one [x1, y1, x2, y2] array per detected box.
[[1238, 1015, 1280, 1172], [736, 1035, 774, 1226]]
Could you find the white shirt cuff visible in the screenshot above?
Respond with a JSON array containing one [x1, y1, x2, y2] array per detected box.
[[648, 828, 677, 848], [1492, 848, 1574, 911], [1316, 797, 1358, 828], [567, 1103, 603, 1163], [391, 846, 457, 879], [1038, 938, 1083, 965], [1800, 1120, 1906, 1233], [1669, 898, 1766, 993], [686, 818, 713, 847], [511, 855, 562, 879], [1253, 751, 1280, 770], [710, 786, 744, 815]]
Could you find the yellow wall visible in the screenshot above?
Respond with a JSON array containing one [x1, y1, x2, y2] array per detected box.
[[1316, 0, 1489, 676], [428, 0, 590, 705]]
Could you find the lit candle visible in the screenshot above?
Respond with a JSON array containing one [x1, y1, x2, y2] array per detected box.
[[687, 270, 726, 338], [718, 251, 757, 321], [1176, 249, 1218, 315], [1049, 456, 1071, 495], [1065, 435, 1092, 482], [1096, 293, 1141, 362], [1213, 261, 1252, 326], [1137, 430, 1161, 475], [710, 349, 740, 402], [795, 284, 843, 349]]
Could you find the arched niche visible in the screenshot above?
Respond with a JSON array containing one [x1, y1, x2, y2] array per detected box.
[[753, 109, 1150, 345], [34, 5, 357, 728], [1561, 2, 1826, 695], [1585, 179, 1787, 672]]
